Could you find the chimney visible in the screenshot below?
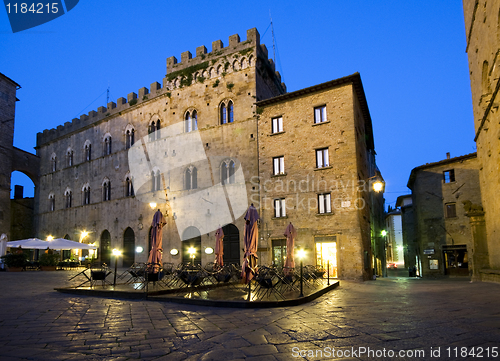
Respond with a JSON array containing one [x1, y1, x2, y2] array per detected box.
[[446, 152, 450, 159]]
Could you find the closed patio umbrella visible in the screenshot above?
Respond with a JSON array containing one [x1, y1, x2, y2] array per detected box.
[[148, 209, 166, 273], [241, 204, 259, 284], [284, 222, 297, 276], [0, 234, 7, 257], [214, 227, 224, 267]]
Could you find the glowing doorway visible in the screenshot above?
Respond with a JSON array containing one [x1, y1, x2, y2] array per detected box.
[[315, 241, 337, 278]]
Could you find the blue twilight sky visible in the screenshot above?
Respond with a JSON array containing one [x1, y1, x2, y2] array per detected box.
[[0, 1, 475, 209]]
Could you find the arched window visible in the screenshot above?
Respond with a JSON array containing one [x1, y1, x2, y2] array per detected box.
[[149, 120, 161, 141], [241, 58, 247, 69], [221, 160, 235, 185], [66, 149, 74, 167], [49, 193, 55, 212], [221, 104, 227, 124], [125, 175, 134, 197], [64, 189, 72, 208], [84, 141, 92, 161], [103, 179, 111, 201], [233, 60, 239, 71], [209, 67, 214, 78], [185, 110, 198, 132], [482, 61, 491, 94], [248, 55, 253, 67], [82, 184, 91, 205], [151, 170, 161, 191], [126, 129, 135, 149], [51, 153, 57, 172], [185, 166, 197, 190], [220, 100, 234, 124], [103, 135, 112, 156], [228, 101, 234, 123], [217, 65, 222, 75]]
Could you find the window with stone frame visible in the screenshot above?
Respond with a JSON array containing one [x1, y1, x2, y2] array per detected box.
[[185, 110, 198, 132], [151, 170, 161, 192], [103, 136, 112, 156], [220, 100, 234, 124], [272, 116, 283, 133], [274, 198, 286, 218], [316, 148, 329, 168], [66, 149, 74, 167], [318, 193, 332, 214], [273, 156, 285, 175], [64, 190, 72, 208], [103, 180, 111, 201], [83, 185, 91, 205], [84, 143, 92, 161], [445, 202, 457, 218], [185, 166, 198, 190], [221, 160, 235, 185], [314, 105, 327, 124], [125, 129, 135, 149], [51, 154, 57, 172], [125, 176, 134, 197], [49, 194, 55, 212], [148, 120, 161, 141], [443, 169, 455, 183]]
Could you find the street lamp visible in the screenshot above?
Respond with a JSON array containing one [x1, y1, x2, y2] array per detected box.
[[149, 202, 157, 210], [112, 248, 122, 287], [297, 249, 306, 297]]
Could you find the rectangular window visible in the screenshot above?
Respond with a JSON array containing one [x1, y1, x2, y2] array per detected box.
[[443, 169, 455, 183], [445, 203, 457, 218], [316, 148, 329, 168], [272, 116, 283, 133], [314, 105, 327, 123], [318, 193, 332, 214], [274, 198, 286, 218], [273, 156, 285, 175]]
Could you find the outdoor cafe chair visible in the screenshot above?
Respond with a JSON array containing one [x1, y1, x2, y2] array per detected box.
[[124, 263, 146, 285], [277, 266, 299, 293], [253, 266, 285, 301]]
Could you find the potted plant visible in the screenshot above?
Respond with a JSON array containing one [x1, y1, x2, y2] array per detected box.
[[39, 252, 60, 271], [1, 253, 28, 271]]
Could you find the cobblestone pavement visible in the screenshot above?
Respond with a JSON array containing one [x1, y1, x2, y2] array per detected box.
[[0, 270, 499, 360]]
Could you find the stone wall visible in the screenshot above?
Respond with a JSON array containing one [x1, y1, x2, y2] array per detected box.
[[256, 74, 379, 281], [463, 0, 500, 270], [408, 153, 481, 277]]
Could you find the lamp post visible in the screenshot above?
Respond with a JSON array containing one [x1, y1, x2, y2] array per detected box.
[[297, 249, 306, 298], [327, 259, 330, 286], [112, 248, 121, 287]]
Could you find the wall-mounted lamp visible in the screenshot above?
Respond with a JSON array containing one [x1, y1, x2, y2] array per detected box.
[[205, 247, 214, 255], [170, 248, 179, 256]]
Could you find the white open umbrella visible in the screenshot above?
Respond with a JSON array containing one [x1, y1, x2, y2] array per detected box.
[[7, 238, 97, 250]]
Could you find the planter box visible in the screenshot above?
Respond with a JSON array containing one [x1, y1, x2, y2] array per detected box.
[[40, 266, 57, 271], [7, 267, 23, 272]]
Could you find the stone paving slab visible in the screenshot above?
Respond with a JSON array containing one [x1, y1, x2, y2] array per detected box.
[[1, 270, 500, 360]]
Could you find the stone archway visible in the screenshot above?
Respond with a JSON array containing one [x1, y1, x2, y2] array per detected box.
[[222, 224, 240, 266], [123, 227, 135, 267], [100, 230, 111, 265], [182, 226, 201, 265]]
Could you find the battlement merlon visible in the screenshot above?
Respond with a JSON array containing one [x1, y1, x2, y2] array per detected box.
[[166, 28, 261, 74]]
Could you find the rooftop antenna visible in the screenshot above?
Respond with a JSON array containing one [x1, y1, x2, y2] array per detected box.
[[270, 10, 276, 64]]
